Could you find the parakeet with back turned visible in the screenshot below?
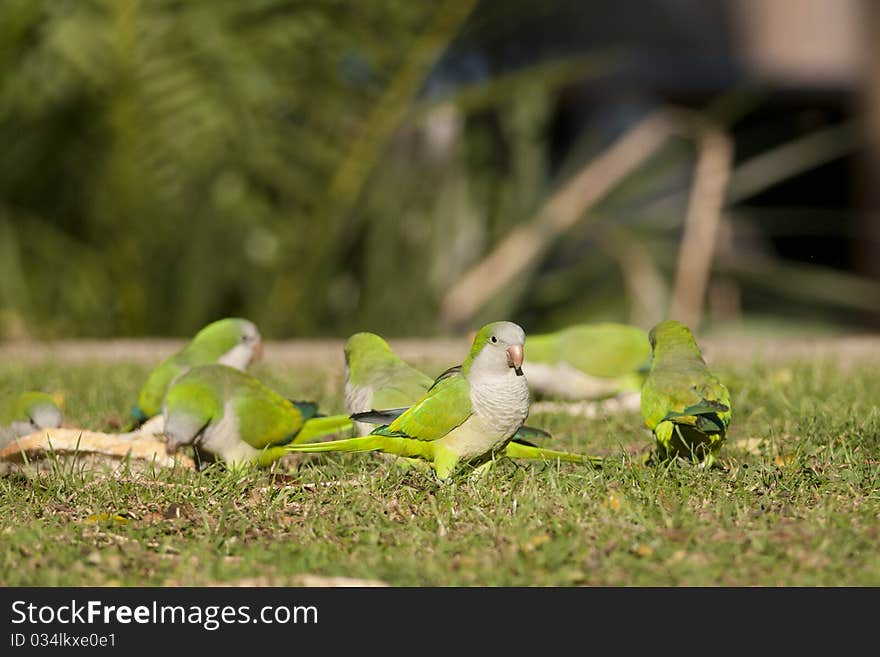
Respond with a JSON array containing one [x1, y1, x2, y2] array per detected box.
[[0, 391, 63, 450], [161, 364, 354, 467], [343, 332, 436, 436], [524, 322, 651, 400], [287, 321, 600, 480], [130, 317, 262, 427], [640, 320, 731, 467]]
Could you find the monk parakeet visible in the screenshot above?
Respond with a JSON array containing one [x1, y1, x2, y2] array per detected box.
[[640, 320, 731, 467], [343, 332, 436, 436], [131, 317, 262, 427], [288, 322, 600, 480], [524, 323, 651, 400], [162, 364, 353, 467], [343, 331, 562, 450], [0, 392, 63, 450]]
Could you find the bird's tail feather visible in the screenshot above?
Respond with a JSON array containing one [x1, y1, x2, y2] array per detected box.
[[511, 425, 552, 445], [283, 434, 433, 460], [350, 407, 410, 426], [292, 415, 354, 445], [503, 441, 602, 466], [662, 401, 727, 434]]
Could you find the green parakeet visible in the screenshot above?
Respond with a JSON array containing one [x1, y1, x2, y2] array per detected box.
[[343, 330, 563, 451], [131, 317, 262, 426], [0, 391, 63, 450], [162, 364, 353, 467], [640, 320, 731, 467], [524, 322, 651, 400], [288, 322, 600, 480], [343, 332, 435, 436]]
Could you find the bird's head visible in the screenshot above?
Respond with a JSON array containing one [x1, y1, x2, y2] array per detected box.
[[343, 331, 395, 374], [11, 392, 63, 437], [464, 321, 526, 377], [29, 400, 63, 431], [189, 317, 262, 370], [648, 319, 700, 358]]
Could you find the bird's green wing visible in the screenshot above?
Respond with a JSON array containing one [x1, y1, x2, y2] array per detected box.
[[560, 324, 651, 378], [400, 363, 435, 391], [644, 372, 731, 432], [372, 387, 421, 409], [692, 375, 732, 430], [137, 358, 185, 418], [375, 372, 472, 442], [232, 379, 303, 449], [372, 364, 434, 409], [641, 371, 704, 429], [429, 365, 462, 388], [662, 398, 729, 428]]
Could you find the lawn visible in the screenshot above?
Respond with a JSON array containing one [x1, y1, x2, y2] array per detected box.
[[2, 341, 880, 586]]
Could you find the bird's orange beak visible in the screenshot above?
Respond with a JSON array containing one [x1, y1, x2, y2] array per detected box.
[[253, 339, 264, 362], [506, 344, 524, 376]]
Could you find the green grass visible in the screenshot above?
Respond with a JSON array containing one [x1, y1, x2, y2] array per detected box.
[[2, 357, 879, 586]]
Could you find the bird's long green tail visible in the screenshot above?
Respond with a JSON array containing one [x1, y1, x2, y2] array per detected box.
[[502, 441, 602, 466], [282, 434, 434, 460], [292, 415, 355, 445]]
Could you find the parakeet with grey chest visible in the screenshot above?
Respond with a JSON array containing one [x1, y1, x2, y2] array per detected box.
[[343, 330, 577, 451], [290, 322, 600, 480]]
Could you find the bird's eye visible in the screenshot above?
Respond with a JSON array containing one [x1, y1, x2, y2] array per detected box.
[[29, 418, 37, 427], [491, 336, 498, 344]]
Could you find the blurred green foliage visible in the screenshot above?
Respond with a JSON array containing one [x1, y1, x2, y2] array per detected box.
[[0, 0, 481, 338], [0, 0, 875, 340]]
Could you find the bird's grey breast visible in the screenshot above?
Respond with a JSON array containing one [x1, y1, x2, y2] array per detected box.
[[344, 378, 373, 415], [469, 371, 530, 438]]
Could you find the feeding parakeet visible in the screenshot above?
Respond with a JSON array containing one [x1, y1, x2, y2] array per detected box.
[[640, 320, 731, 467], [288, 322, 601, 480], [130, 317, 262, 427], [524, 322, 651, 400], [0, 391, 63, 450], [162, 364, 353, 467]]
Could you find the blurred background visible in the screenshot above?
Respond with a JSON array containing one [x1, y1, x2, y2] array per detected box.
[[0, 0, 878, 340]]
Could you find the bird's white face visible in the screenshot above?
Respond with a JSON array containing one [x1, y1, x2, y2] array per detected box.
[[11, 404, 63, 437], [218, 321, 262, 370], [30, 404, 62, 431], [472, 321, 526, 378], [162, 409, 206, 452]]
